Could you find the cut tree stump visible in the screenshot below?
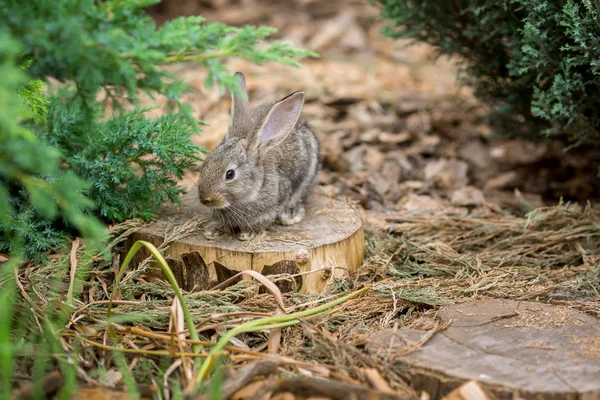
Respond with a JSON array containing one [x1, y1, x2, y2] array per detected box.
[[366, 299, 600, 400], [125, 191, 364, 294]]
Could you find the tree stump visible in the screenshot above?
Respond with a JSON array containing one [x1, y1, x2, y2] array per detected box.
[[366, 299, 600, 399], [125, 191, 365, 294]]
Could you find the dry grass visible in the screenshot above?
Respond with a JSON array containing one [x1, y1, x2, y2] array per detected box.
[[8, 197, 597, 398]]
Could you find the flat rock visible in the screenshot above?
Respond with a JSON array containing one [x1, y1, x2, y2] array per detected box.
[[366, 299, 600, 399]]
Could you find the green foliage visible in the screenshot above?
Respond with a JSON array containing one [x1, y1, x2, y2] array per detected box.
[[0, 0, 316, 260], [375, 0, 600, 146], [42, 91, 202, 222], [17, 61, 49, 125], [0, 34, 105, 261]]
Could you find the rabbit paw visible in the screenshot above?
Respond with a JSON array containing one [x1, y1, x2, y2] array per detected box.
[[204, 221, 225, 240], [278, 206, 305, 226], [237, 229, 265, 241]]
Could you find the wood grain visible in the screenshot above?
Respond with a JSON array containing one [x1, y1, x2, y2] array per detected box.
[[126, 191, 365, 294]]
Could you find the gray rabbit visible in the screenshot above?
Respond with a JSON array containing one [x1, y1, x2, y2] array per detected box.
[[197, 72, 321, 241]]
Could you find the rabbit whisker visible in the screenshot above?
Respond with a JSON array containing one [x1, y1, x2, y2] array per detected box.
[[227, 205, 256, 234]]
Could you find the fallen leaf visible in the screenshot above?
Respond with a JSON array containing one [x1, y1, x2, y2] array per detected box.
[[484, 190, 544, 211], [321, 131, 350, 172], [483, 171, 519, 192], [395, 91, 430, 114], [307, 12, 356, 51], [459, 140, 492, 169], [367, 172, 391, 199], [489, 139, 548, 165], [346, 145, 368, 171], [387, 152, 417, 179], [424, 158, 469, 189], [359, 129, 380, 143], [378, 131, 412, 144], [381, 159, 403, 183], [405, 134, 441, 157], [363, 147, 386, 171], [399, 193, 446, 213], [450, 186, 486, 206], [405, 111, 432, 134], [339, 19, 368, 51]]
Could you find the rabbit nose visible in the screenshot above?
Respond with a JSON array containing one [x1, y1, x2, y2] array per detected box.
[[200, 193, 221, 207], [200, 195, 213, 206]]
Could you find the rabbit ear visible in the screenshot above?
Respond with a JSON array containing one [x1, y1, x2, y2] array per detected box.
[[230, 72, 250, 126], [256, 91, 304, 149]]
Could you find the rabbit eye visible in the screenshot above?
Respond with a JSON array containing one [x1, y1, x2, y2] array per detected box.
[[225, 169, 235, 180]]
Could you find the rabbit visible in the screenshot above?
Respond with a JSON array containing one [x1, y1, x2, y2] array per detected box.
[[197, 72, 321, 241]]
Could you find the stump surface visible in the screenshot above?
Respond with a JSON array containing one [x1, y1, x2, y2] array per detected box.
[[366, 299, 600, 399], [128, 191, 365, 293]]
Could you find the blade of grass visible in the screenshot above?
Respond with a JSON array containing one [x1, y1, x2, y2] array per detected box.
[[66, 238, 81, 304], [196, 286, 369, 383], [0, 256, 20, 400], [107, 240, 200, 352], [211, 270, 286, 312], [212, 269, 289, 355], [79, 336, 209, 358]]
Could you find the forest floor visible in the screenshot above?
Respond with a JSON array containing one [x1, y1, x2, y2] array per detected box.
[[146, 0, 600, 397], [11, 1, 600, 399], [151, 0, 600, 211]]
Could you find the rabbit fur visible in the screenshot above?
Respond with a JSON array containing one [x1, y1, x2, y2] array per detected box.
[[197, 72, 321, 241]]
